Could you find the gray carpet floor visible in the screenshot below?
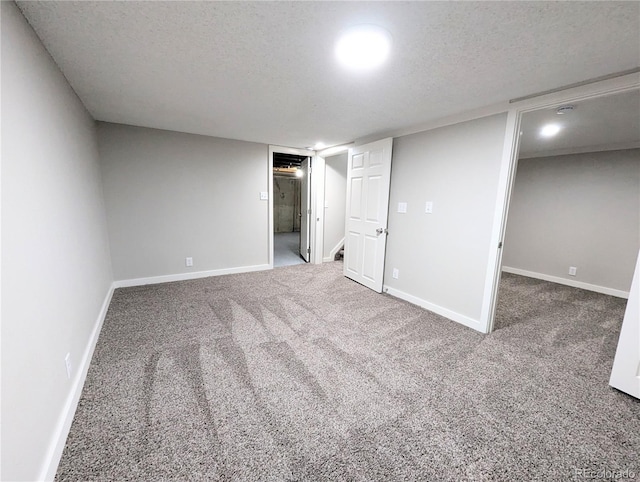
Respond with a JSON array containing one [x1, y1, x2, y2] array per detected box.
[[56, 264, 639, 481]]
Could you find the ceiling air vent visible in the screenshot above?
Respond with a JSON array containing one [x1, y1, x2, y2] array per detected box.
[[556, 105, 575, 115]]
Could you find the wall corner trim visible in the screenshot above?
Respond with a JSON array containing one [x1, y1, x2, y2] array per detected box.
[[502, 266, 630, 299], [324, 237, 345, 263], [113, 264, 271, 288], [39, 284, 115, 481], [383, 285, 484, 333]]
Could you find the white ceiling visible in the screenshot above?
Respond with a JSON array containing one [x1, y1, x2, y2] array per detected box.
[[16, 1, 640, 149], [519, 89, 640, 158]]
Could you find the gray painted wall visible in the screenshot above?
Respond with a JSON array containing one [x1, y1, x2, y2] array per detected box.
[[503, 149, 640, 292], [323, 153, 348, 259], [1, 3, 114, 480], [384, 114, 508, 322], [98, 123, 269, 281]]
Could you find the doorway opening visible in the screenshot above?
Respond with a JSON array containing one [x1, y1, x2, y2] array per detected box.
[[272, 152, 311, 267], [322, 151, 348, 263], [493, 88, 640, 332]]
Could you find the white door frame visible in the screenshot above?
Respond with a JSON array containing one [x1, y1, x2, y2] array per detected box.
[[310, 153, 325, 265], [610, 250, 640, 398], [268, 145, 316, 269], [481, 72, 640, 333], [315, 144, 353, 263]]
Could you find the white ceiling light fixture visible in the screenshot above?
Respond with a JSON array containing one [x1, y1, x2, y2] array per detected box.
[[540, 123, 562, 138], [335, 25, 391, 71], [314, 142, 326, 150]]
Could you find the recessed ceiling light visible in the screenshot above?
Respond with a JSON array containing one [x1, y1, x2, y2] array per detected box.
[[335, 25, 391, 71], [540, 123, 561, 138]]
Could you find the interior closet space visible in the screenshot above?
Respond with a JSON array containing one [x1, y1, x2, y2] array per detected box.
[[494, 89, 640, 331]]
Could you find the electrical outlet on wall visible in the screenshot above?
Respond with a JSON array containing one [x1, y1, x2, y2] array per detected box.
[[569, 266, 577, 276], [186, 257, 193, 267]]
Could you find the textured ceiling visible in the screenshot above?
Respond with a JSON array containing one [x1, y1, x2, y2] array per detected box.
[[16, 1, 640, 148], [519, 89, 640, 158]]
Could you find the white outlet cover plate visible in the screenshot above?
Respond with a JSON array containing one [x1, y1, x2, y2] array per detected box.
[[397, 202, 407, 213]]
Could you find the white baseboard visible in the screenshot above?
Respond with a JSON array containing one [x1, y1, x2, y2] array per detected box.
[[114, 264, 271, 288], [502, 266, 629, 299], [323, 238, 345, 263], [40, 283, 115, 481], [383, 285, 483, 333]]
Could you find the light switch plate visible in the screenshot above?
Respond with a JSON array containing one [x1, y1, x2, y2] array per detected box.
[[397, 202, 407, 213], [425, 201, 433, 214], [260, 192, 269, 200]]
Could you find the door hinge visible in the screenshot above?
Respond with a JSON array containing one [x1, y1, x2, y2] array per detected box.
[[498, 241, 503, 249], [307, 247, 311, 253]]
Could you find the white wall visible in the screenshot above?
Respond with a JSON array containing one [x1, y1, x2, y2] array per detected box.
[[323, 153, 348, 260], [383, 114, 508, 326], [97, 123, 270, 282], [1, 3, 114, 480], [503, 149, 640, 294]]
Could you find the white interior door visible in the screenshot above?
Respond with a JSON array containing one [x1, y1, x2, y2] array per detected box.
[[610, 251, 640, 399], [299, 157, 310, 262], [343, 138, 393, 292]]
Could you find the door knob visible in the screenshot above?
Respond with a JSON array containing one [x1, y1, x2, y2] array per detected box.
[[376, 228, 388, 235]]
